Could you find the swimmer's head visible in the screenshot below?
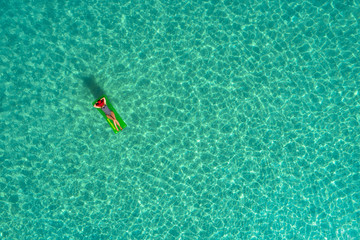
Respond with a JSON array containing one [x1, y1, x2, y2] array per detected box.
[[96, 99, 104, 107]]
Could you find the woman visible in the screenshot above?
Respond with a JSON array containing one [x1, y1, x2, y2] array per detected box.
[[93, 97, 123, 131]]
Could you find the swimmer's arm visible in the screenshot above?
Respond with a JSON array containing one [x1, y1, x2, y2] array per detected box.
[[102, 97, 106, 105]]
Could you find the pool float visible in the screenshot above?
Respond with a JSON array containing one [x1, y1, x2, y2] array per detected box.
[[93, 95, 127, 133]]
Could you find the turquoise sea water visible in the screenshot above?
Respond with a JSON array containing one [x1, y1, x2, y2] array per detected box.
[[1, 0, 359, 239]]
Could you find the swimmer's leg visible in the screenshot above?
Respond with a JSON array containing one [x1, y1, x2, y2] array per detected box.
[[107, 114, 119, 131], [110, 112, 122, 130]]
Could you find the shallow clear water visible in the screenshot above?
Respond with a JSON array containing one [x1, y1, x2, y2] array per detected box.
[[1, 0, 359, 239]]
